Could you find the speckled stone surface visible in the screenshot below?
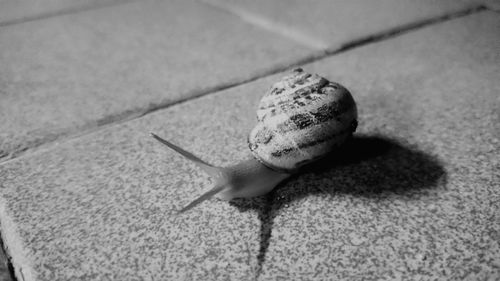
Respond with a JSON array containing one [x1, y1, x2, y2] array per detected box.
[[0, 10, 499, 281], [254, 11, 500, 280], [0, 0, 311, 160], [204, 0, 485, 49]]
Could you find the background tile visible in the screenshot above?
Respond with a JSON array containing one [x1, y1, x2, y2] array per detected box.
[[0, 0, 312, 161], [0, 10, 499, 281], [204, 0, 485, 49]]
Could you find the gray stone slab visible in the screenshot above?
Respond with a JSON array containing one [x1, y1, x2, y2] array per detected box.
[[1, 10, 499, 281], [0, 0, 311, 160], [258, 11, 500, 280], [204, 0, 485, 49], [0, 0, 127, 25]]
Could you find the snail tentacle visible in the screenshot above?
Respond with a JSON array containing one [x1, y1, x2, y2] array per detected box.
[[151, 133, 289, 213], [150, 133, 220, 178], [151, 133, 235, 213], [178, 183, 226, 213]]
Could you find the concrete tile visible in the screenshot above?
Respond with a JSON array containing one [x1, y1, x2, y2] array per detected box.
[[0, 10, 499, 281], [0, 0, 311, 160], [257, 11, 500, 280], [0, 74, 277, 281], [204, 0, 484, 49]]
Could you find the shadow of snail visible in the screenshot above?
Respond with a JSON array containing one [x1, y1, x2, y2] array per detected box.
[[229, 134, 447, 274]]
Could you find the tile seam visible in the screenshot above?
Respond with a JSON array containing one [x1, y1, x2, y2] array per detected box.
[[0, 5, 488, 166], [198, 0, 328, 50], [333, 5, 487, 53], [0, 51, 325, 166]]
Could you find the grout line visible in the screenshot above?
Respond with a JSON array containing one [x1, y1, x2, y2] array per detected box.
[[333, 5, 487, 53], [91, 4, 490, 119], [199, 0, 328, 50], [0, 51, 326, 166], [0, 0, 137, 28], [134, 53, 326, 118], [0, 4, 487, 167]]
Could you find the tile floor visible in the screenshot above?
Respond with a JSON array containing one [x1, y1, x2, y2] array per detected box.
[[0, 1, 498, 280]]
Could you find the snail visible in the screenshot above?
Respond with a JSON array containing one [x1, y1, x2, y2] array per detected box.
[[151, 68, 358, 213]]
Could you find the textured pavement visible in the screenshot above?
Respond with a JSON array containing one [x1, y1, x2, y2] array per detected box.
[[0, 1, 499, 281], [204, 0, 485, 49], [0, 0, 311, 160]]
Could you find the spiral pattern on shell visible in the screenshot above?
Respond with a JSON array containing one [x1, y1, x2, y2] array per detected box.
[[248, 68, 358, 173]]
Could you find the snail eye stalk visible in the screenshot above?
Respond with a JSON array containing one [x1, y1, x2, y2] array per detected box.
[[150, 133, 220, 178]]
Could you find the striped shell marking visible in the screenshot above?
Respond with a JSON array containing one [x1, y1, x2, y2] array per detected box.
[[248, 68, 358, 173]]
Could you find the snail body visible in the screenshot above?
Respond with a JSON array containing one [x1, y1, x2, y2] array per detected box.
[[152, 68, 357, 213]]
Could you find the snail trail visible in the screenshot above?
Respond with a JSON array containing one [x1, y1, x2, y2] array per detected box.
[[230, 134, 446, 277]]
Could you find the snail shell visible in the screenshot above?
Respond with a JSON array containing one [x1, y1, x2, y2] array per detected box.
[[248, 68, 358, 173]]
